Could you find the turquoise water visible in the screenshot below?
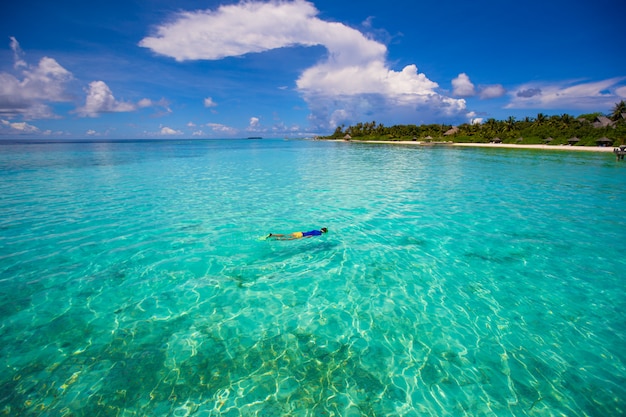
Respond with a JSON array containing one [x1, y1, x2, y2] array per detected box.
[[1, 139, 625, 416]]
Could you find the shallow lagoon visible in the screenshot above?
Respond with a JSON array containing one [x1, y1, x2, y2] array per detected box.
[[1, 139, 625, 416]]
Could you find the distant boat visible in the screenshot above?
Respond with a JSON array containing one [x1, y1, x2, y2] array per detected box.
[[247, 136, 262, 139]]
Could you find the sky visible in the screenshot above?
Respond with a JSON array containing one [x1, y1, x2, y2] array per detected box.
[[1, 0, 625, 139]]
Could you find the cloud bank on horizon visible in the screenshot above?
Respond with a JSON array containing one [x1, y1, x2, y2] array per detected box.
[[1, 0, 625, 138]]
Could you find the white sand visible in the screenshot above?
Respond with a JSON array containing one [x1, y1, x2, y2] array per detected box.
[[329, 139, 618, 153], [452, 142, 616, 152]]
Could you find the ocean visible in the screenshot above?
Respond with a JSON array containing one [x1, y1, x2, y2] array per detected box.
[[1, 139, 625, 416]]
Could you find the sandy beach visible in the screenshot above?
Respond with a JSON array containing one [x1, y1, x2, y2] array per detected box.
[[452, 142, 617, 152], [329, 139, 618, 153]]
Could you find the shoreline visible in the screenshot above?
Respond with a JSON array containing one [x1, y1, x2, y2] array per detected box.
[[325, 139, 618, 153]]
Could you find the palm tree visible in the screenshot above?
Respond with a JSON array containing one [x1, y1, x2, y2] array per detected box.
[[332, 125, 344, 138], [560, 114, 573, 127], [505, 116, 516, 132], [482, 118, 499, 138], [610, 100, 626, 122], [533, 113, 546, 127]]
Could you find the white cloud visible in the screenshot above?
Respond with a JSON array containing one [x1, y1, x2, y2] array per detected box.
[[76, 81, 136, 117], [451, 73, 506, 100], [86, 129, 97, 136], [507, 78, 626, 110], [204, 97, 217, 107], [160, 126, 182, 135], [76, 81, 157, 117], [10, 36, 27, 69], [140, 0, 466, 128], [0, 38, 73, 119], [249, 117, 260, 128], [617, 86, 626, 98], [206, 122, 237, 135], [452, 73, 475, 97], [140, 0, 322, 61], [479, 84, 506, 99], [1, 119, 40, 133], [137, 98, 153, 108]]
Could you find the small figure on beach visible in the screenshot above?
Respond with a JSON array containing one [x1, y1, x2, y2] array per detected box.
[[266, 227, 328, 240]]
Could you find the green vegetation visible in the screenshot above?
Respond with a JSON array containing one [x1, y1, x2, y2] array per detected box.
[[323, 101, 626, 147]]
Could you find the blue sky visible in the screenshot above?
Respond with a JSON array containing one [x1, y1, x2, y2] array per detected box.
[[1, 0, 625, 139]]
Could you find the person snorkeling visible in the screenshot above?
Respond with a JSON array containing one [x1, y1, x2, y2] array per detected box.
[[266, 227, 328, 240]]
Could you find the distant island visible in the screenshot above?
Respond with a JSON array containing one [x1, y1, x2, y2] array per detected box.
[[247, 136, 263, 139], [320, 101, 626, 147]]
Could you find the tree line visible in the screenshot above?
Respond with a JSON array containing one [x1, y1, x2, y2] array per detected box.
[[323, 101, 626, 146]]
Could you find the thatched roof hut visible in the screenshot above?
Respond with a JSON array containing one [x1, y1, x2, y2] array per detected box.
[[593, 116, 615, 128], [568, 137, 580, 145], [491, 137, 502, 143], [443, 127, 459, 136], [596, 137, 613, 147], [544, 137, 554, 143]]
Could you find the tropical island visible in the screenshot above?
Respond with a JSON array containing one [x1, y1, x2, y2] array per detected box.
[[321, 101, 626, 148]]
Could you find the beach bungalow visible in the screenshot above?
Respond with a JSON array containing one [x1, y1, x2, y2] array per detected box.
[[343, 134, 352, 141], [596, 137, 613, 147], [516, 137, 523, 143], [443, 127, 459, 136], [544, 137, 554, 144], [568, 137, 580, 145], [491, 137, 502, 143], [593, 116, 615, 128]]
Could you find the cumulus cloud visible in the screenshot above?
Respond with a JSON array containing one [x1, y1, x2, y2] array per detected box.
[[76, 81, 152, 117], [507, 78, 626, 110], [249, 117, 260, 128], [137, 98, 154, 108], [479, 84, 506, 99], [0, 38, 73, 119], [140, 0, 466, 128], [451, 73, 506, 100], [206, 122, 237, 135], [1, 119, 40, 134], [160, 126, 182, 135], [203, 97, 217, 107], [452, 73, 475, 97]]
